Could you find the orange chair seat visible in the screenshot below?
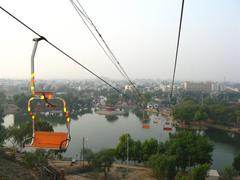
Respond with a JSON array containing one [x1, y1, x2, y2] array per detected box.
[[142, 124, 150, 129], [31, 131, 68, 149]]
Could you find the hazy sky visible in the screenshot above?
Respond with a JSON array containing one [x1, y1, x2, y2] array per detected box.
[[0, 0, 239, 82]]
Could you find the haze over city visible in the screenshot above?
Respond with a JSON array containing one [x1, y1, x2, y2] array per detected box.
[[1, 1, 240, 179], [0, 0, 239, 82]]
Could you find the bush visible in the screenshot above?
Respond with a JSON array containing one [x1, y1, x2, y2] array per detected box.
[[223, 166, 238, 180], [0, 125, 7, 146], [233, 153, 240, 172], [190, 163, 210, 180], [148, 154, 176, 180], [23, 150, 48, 168]]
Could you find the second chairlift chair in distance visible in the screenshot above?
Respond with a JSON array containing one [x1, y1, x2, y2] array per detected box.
[[26, 37, 71, 150]]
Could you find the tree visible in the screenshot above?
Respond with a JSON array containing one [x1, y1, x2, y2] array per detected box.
[[0, 91, 6, 104], [193, 111, 208, 121], [233, 153, 240, 172], [148, 154, 176, 180], [172, 100, 200, 124], [208, 104, 236, 124], [13, 93, 28, 112], [106, 91, 119, 106], [175, 172, 190, 180], [23, 150, 48, 168], [142, 138, 158, 161], [91, 149, 115, 177], [0, 105, 4, 120], [80, 148, 94, 164], [190, 163, 210, 180], [223, 166, 239, 180], [115, 134, 134, 162], [166, 131, 213, 170], [0, 125, 7, 146], [132, 140, 143, 163], [7, 121, 53, 148]]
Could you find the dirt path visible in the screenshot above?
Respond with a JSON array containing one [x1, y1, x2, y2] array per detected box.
[[49, 160, 155, 180], [0, 158, 38, 180]]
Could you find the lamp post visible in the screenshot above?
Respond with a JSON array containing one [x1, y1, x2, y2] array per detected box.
[[126, 133, 129, 174], [82, 136, 88, 168]]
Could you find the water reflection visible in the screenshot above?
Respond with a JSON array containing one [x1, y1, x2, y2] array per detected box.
[[105, 115, 118, 123], [3, 111, 240, 172], [205, 128, 240, 149]]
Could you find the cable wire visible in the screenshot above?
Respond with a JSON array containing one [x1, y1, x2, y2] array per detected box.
[[170, 0, 185, 100], [70, 0, 142, 98], [0, 6, 126, 98]]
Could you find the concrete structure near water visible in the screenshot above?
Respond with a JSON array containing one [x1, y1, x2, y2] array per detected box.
[[206, 169, 220, 180]]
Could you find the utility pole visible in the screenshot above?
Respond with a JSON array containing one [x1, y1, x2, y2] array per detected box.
[[126, 133, 129, 174], [82, 137, 85, 168]]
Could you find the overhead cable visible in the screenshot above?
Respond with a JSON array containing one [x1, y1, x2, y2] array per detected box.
[[170, 0, 185, 100], [0, 6, 126, 98], [70, 0, 142, 98]]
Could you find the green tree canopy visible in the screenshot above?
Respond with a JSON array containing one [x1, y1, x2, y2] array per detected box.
[[166, 131, 213, 170], [7, 121, 53, 148], [0, 106, 4, 123], [142, 138, 158, 161], [0, 125, 7, 146], [172, 100, 200, 123], [148, 154, 176, 180], [115, 134, 134, 162], [13, 93, 28, 112], [193, 111, 208, 121], [190, 163, 210, 180], [233, 153, 240, 172], [23, 150, 48, 168], [81, 148, 94, 164], [91, 149, 115, 177], [132, 140, 143, 163], [223, 166, 239, 180]]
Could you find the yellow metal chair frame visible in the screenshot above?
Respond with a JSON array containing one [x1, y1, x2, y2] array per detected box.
[[25, 37, 71, 150]]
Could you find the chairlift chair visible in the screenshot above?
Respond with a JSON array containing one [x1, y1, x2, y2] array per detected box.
[[25, 37, 71, 150]]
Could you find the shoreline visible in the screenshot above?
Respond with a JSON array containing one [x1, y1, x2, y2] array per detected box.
[[159, 108, 240, 134], [175, 121, 240, 134]]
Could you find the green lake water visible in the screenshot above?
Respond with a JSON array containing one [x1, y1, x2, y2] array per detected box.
[[3, 112, 240, 172]]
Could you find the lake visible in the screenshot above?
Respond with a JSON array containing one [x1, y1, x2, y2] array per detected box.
[[3, 112, 240, 172]]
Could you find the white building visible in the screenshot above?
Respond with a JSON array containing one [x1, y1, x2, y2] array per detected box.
[[124, 85, 134, 92]]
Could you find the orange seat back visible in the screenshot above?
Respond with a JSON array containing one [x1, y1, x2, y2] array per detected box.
[[142, 124, 150, 129], [31, 131, 68, 149]]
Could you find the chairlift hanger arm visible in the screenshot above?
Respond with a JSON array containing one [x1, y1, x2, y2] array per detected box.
[[30, 37, 47, 95]]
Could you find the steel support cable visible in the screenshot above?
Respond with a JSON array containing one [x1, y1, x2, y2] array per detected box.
[[71, 0, 142, 98], [0, 6, 126, 98], [70, 2, 128, 83], [170, 0, 185, 100], [71, 1, 134, 86], [75, 0, 139, 92]]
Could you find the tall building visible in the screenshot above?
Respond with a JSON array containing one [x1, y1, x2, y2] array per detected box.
[[183, 81, 212, 92]]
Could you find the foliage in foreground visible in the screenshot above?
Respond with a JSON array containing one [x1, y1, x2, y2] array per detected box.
[[91, 149, 115, 176], [7, 121, 53, 148], [223, 166, 239, 180], [190, 163, 210, 180], [147, 131, 213, 179], [148, 154, 176, 180], [23, 150, 48, 168], [0, 125, 7, 146], [233, 153, 240, 172]]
